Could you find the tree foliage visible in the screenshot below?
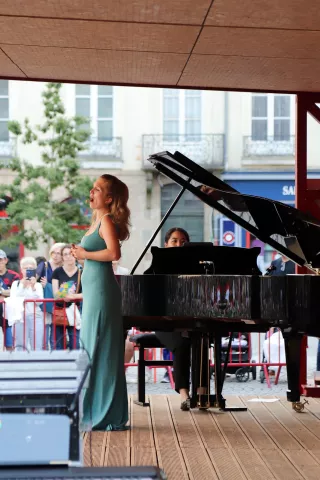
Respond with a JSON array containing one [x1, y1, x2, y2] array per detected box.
[[0, 83, 93, 250]]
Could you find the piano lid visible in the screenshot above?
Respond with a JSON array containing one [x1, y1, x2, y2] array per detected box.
[[148, 151, 320, 271]]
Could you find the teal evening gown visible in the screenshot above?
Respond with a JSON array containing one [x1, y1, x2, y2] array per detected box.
[[80, 220, 128, 431]]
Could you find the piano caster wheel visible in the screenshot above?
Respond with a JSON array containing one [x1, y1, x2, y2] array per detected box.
[[292, 399, 309, 412]]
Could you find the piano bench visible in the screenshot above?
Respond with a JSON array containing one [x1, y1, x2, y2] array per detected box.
[[129, 333, 174, 406], [130, 333, 165, 349]]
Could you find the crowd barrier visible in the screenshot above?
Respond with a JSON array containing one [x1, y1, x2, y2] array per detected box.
[[0, 298, 80, 351], [126, 329, 286, 388], [208, 330, 286, 387], [1, 299, 286, 388]]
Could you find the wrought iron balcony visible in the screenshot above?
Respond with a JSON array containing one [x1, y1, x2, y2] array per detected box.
[[243, 136, 295, 157], [142, 134, 224, 170], [78, 137, 122, 161]]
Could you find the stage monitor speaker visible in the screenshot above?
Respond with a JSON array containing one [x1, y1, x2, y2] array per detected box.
[[0, 466, 166, 479], [0, 351, 90, 466], [0, 414, 70, 466]]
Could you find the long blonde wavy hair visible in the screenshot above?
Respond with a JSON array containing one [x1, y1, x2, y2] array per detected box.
[[92, 174, 131, 241]]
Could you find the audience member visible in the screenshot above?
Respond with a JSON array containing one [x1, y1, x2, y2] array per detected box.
[[11, 256, 44, 350], [37, 243, 65, 349], [0, 249, 20, 351], [52, 244, 82, 350]]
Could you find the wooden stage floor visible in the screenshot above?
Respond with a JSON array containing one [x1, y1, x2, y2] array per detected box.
[[83, 395, 320, 479]]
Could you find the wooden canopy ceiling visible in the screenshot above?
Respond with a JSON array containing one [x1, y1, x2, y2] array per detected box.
[[0, 0, 320, 92]]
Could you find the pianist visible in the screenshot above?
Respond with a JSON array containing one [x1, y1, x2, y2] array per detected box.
[[155, 227, 192, 411]]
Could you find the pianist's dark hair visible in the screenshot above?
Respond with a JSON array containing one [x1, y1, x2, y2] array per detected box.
[[164, 227, 190, 244], [94, 174, 131, 241]]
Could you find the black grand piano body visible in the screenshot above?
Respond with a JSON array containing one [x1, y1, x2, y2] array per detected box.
[[261, 274, 320, 337], [122, 273, 260, 326], [123, 244, 262, 329], [121, 150, 320, 411], [122, 244, 263, 329], [122, 273, 320, 338]]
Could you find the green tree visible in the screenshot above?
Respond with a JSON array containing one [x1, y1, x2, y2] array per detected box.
[[0, 82, 93, 250]]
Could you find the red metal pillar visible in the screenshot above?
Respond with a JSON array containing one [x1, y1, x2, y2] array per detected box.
[[295, 95, 307, 211], [295, 94, 308, 392]]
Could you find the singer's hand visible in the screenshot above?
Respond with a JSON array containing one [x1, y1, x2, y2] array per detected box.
[[71, 244, 87, 260], [71, 244, 77, 258]]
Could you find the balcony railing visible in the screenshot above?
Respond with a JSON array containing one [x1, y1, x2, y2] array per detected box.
[[78, 137, 122, 161], [243, 136, 295, 157], [142, 134, 224, 169]]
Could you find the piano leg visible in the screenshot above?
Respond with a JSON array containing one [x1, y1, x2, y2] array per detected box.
[[212, 333, 247, 412], [283, 331, 307, 412], [135, 343, 149, 407], [213, 332, 225, 409], [190, 336, 197, 407], [190, 333, 210, 409], [190, 332, 247, 411]]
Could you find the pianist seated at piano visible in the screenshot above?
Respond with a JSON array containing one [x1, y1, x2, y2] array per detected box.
[[155, 227, 194, 411]]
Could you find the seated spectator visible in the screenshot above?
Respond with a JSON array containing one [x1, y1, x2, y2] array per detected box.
[[11, 256, 44, 351]]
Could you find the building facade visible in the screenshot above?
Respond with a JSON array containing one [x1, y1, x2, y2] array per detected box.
[[0, 81, 319, 272]]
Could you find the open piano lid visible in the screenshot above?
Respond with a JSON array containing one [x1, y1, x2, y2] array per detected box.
[[148, 150, 320, 271]]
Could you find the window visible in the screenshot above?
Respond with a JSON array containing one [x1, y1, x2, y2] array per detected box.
[[75, 84, 113, 139], [185, 90, 201, 139], [97, 85, 113, 140], [163, 89, 201, 141], [0, 80, 9, 142], [274, 96, 290, 141], [251, 93, 293, 142], [163, 89, 179, 141], [75, 84, 90, 132], [252, 95, 267, 141], [160, 183, 204, 244]]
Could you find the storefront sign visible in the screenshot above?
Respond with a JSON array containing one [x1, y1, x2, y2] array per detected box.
[[226, 180, 295, 203]]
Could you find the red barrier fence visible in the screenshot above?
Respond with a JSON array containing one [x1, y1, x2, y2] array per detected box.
[[208, 330, 286, 387], [0, 298, 80, 351], [1, 299, 286, 388], [125, 329, 286, 388]]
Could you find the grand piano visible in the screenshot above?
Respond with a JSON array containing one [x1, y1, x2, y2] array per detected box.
[[120, 150, 320, 412]]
